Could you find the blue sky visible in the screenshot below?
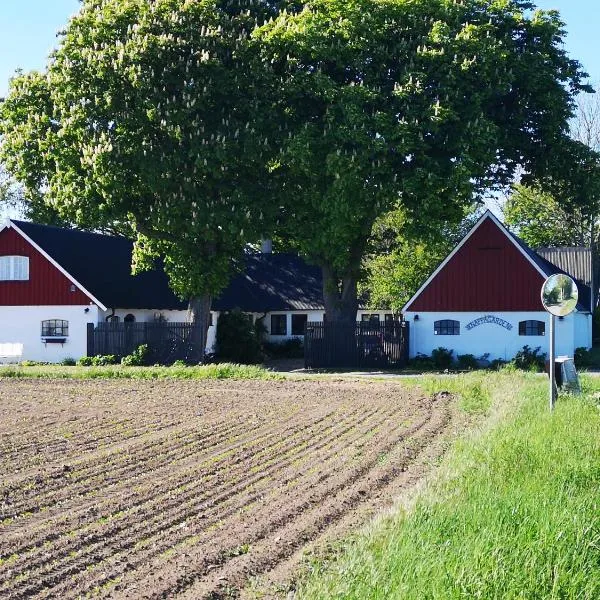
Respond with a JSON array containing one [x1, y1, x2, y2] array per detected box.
[[0, 0, 598, 98]]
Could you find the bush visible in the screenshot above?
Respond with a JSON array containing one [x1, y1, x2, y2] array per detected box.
[[216, 310, 264, 364], [60, 357, 76, 366], [172, 359, 187, 367], [91, 354, 118, 366], [431, 347, 454, 370], [457, 353, 479, 370], [77, 356, 93, 366], [408, 353, 435, 370], [511, 345, 546, 372], [263, 338, 304, 359], [574, 347, 594, 369], [121, 344, 150, 366]]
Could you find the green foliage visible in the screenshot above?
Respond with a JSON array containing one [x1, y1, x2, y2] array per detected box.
[[121, 345, 150, 367], [431, 347, 454, 370], [77, 356, 93, 366], [60, 357, 76, 366], [0, 363, 281, 381], [511, 345, 546, 372], [0, 0, 284, 306], [362, 208, 481, 311], [297, 373, 600, 600], [407, 353, 435, 371], [263, 338, 304, 359], [91, 354, 119, 366], [457, 353, 479, 371], [216, 310, 264, 365], [504, 184, 586, 248], [256, 0, 589, 320]]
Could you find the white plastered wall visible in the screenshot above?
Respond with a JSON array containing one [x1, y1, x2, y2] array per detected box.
[[0, 304, 99, 363], [404, 311, 587, 361]]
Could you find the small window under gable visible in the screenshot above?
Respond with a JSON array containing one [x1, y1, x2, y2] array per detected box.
[[0, 256, 29, 281], [434, 319, 460, 335], [519, 320, 545, 336]]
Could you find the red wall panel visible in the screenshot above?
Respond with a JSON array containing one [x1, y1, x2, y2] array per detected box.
[[409, 218, 546, 312], [0, 227, 92, 306]]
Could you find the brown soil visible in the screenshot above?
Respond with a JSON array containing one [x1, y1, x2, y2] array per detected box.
[[0, 378, 454, 599]]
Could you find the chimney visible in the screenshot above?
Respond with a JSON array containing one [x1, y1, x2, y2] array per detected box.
[[261, 239, 272, 254]]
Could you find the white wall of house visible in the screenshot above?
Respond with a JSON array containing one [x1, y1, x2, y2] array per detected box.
[[0, 304, 99, 363], [404, 310, 591, 362]]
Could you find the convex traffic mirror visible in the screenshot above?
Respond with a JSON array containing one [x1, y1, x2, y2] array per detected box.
[[541, 274, 578, 317]]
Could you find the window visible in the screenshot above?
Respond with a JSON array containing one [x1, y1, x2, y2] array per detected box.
[[361, 313, 380, 323], [291, 314, 308, 336], [41, 319, 69, 337], [271, 314, 287, 335], [384, 313, 395, 323], [124, 314, 136, 323], [519, 320, 545, 336], [434, 319, 460, 335], [107, 315, 120, 323], [0, 256, 29, 281]]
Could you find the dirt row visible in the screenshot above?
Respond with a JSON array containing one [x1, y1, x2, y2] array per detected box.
[[0, 378, 454, 599]]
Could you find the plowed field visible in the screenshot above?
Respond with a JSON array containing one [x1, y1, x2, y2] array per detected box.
[[0, 378, 453, 599]]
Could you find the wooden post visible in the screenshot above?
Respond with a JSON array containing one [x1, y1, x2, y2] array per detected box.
[[86, 322, 95, 357], [549, 314, 556, 411]]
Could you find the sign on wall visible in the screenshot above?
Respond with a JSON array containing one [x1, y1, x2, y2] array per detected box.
[[465, 315, 513, 331]]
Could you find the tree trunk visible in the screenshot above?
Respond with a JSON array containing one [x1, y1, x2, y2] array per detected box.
[[187, 294, 212, 363], [322, 265, 359, 324]]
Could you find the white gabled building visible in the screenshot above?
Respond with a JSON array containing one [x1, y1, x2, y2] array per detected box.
[[402, 211, 592, 362]]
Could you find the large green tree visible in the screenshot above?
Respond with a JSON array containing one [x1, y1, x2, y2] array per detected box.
[[0, 0, 288, 355], [256, 0, 590, 323]]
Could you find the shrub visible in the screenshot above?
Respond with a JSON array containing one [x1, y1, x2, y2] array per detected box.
[[457, 353, 478, 370], [216, 310, 264, 364], [60, 357, 76, 366], [408, 353, 435, 370], [511, 345, 546, 372], [431, 347, 454, 370], [574, 347, 594, 369], [121, 344, 150, 366], [91, 354, 118, 366], [263, 338, 304, 359], [77, 356, 93, 366], [172, 359, 187, 367]]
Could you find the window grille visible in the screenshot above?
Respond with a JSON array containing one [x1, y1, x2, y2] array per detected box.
[[271, 314, 287, 335], [434, 319, 460, 335], [41, 320, 69, 337], [518, 320, 545, 336], [0, 256, 29, 281]]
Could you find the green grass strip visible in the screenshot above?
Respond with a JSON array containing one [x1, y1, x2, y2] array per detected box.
[[297, 371, 600, 599], [0, 363, 282, 380]]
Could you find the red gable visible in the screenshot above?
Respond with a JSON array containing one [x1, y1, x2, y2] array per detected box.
[[0, 226, 93, 306], [406, 214, 546, 312]]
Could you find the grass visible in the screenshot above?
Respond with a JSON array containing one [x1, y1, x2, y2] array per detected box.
[[0, 362, 282, 380], [296, 370, 600, 599]]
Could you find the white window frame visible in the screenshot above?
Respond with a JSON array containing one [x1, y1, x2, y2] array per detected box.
[[0, 256, 29, 281]]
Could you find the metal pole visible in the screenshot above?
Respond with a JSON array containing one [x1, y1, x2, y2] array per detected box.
[[549, 314, 556, 411]]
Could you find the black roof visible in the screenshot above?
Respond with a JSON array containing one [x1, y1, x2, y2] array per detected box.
[[11, 220, 325, 311], [213, 253, 324, 312], [13, 220, 187, 310]]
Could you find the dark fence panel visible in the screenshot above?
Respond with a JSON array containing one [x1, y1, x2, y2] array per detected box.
[[88, 322, 204, 364], [304, 321, 409, 369]]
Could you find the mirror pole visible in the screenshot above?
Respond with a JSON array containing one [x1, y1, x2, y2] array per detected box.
[[549, 314, 556, 411]]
